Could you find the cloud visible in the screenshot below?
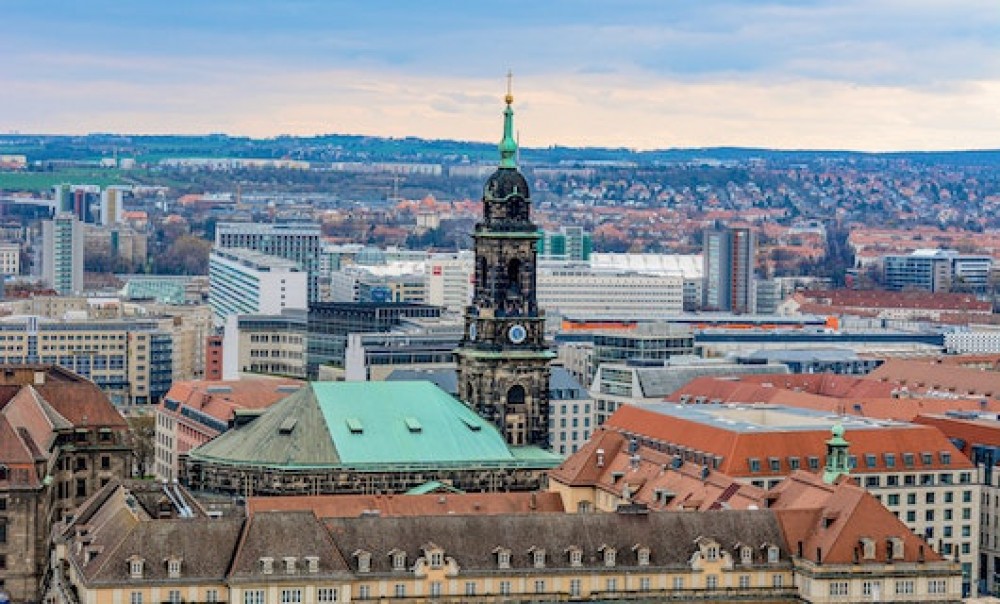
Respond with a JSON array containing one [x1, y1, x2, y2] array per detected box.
[[0, 1, 998, 149]]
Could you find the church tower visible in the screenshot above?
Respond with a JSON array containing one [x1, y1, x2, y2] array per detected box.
[[455, 78, 553, 448]]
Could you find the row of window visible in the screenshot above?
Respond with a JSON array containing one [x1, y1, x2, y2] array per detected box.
[[230, 575, 787, 604], [747, 451, 955, 474], [829, 578, 948, 596]]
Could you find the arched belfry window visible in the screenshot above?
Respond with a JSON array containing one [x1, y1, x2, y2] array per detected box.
[[507, 385, 526, 405], [507, 259, 521, 296]]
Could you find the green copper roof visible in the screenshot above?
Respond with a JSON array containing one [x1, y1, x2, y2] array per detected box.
[[189, 381, 561, 470], [499, 76, 517, 168]]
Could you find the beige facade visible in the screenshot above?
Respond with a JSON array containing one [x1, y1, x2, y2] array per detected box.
[[0, 242, 20, 276]]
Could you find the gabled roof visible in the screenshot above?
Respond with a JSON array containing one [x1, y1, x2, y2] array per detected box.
[[770, 471, 943, 565], [869, 358, 1000, 399], [229, 511, 350, 579]]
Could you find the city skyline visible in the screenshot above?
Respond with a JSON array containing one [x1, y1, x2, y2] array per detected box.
[[2, 1, 999, 151]]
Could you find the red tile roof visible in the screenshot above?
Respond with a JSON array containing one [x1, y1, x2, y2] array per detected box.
[[868, 358, 1000, 399], [549, 430, 766, 512], [797, 289, 992, 313], [771, 471, 943, 565], [603, 406, 972, 478], [161, 378, 303, 424]]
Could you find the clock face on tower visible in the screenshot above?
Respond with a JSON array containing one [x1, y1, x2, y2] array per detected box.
[[508, 324, 527, 344]]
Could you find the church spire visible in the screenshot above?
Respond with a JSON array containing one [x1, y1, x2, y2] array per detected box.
[[822, 424, 851, 484], [499, 70, 517, 169]]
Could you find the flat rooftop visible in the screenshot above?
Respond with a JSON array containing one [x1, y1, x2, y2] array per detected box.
[[639, 402, 912, 434]]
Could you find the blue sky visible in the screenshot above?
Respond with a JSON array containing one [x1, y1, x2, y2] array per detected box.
[[2, 1, 999, 150]]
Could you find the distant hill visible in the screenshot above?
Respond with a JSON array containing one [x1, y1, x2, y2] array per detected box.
[[2, 133, 999, 167]]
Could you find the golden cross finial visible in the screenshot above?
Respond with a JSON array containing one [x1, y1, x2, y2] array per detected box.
[[505, 69, 514, 105]]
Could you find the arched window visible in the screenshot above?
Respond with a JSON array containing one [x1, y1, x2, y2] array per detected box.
[[506, 259, 521, 295], [507, 385, 526, 405], [477, 257, 488, 292], [466, 383, 475, 403], [0, 464, 8, 480]]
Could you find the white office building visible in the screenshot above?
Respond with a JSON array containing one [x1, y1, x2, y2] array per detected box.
[[538, 263, 684, 319], [41, 212, 84, 295], [426, 251, 474, 312], [209, 248, 308, 326], [215, 222, 322, 302]]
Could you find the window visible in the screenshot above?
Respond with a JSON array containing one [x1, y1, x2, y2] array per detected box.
[[767, 545, 780, 563], [167, 558, 181, 578], [569, 549, 583, 567], [430, 582, 442, 598], [773, 575, 784, 588], [570, 579, 582, 597], [921, 452, 933, 465], [356, 552, 370, 573], [497, 549, 511, 569], [929, 579, 947, 594], [284, 557, 297, 574], [788, 456, 800, 470], [317, 588, 338, 603], [534, 580, 545, 594], [926, 492, 935, 504], [464, 582, 476, 596], [499, 581, 511, 596], [963, 507, 972, 520], [260, 557, 274, 575], [749, 458, 761, 473], [532, 549, 545, 568], [903, 453, 915, 467], [886, 475, 899, 486], [0, 523, 6, 545], [394, 584, 406, 598], [672, 577, 684, 589], [865, 476, 880, 488], [129, 558, 144, 579], [940, 452, 952, 465], [639, 577, 651, 591], [168, 591, 181, 604], [637, 547, 650, 566], [130, 593, 143, 604], [884, 453, 896, 468], [907, 493, 917, 505], [603, 548, 616, 567], [739, 575, 751, 588], [829, 582, 849, 596], [357, 586, 370, 601], [887, 494, 899, 506], [706, 575, 718, 589], [280, 589, 302, 604], [945, 491, 954, 503], [706, 545, 719, 561], [864, 454, 877, 468], [206, 590, 219, 603], [963, 490, 973, 502], [392, 552, 406, 571], [863, 581, 881, 596], [769, 457, 780, 472], [430, 551, 444, 567], [244, 591, 265, 604], [807, 456, 819, 470]]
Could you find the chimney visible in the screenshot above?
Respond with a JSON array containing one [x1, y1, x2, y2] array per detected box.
[[918, 545, 924, 563], [596, 449, 605, 468]]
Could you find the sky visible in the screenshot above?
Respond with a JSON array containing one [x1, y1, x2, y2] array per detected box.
[[2, 1, 999, 151]]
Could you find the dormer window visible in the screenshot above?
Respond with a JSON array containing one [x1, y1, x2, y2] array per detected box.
[[741, 546, 753, 565], [767, 545, 780, 563], [129, 557, 145, 579], [568, 548, 583, 567], [636, 547, 650, 567], [706, 545, 719, 562], [392, 551, 407, 571], [284, 556, 297, 574], [860, 538, 876, 560], [430, 552, 444, 568], [494, 548, 511, 569], [305, 556, 319, 573], [166, 557, 182, 579], [260, 557, 274, 575], [602, 547, 617, 567], [532, 548, 546, 569], [355, 551, 371, 573], [888, 537, 904, 560]]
